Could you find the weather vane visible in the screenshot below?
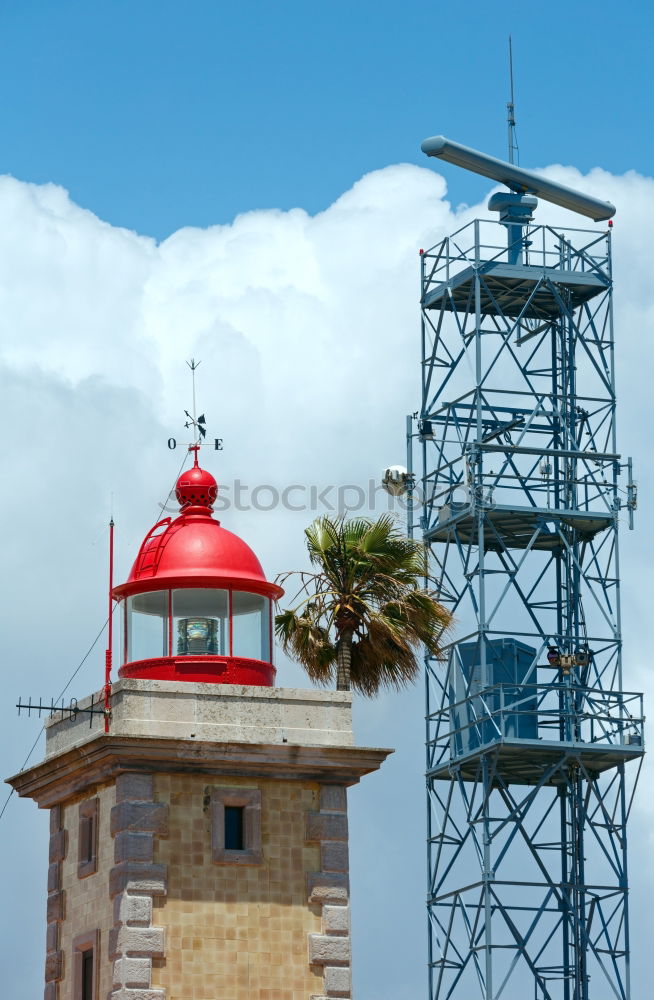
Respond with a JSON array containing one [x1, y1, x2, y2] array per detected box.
[[167, 359, 223, 454]]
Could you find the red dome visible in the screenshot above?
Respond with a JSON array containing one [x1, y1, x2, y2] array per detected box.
[[113, 511, 282, 601]]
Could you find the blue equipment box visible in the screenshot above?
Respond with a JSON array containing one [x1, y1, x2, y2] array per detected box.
[[449, 637, 538, 754]]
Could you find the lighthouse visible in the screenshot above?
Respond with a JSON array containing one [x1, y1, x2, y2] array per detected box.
[[7, 450, 391, 1000]]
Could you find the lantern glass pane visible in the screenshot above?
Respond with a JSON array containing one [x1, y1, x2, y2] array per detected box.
[[126, 591, 168, 663], [232, 592, 270, 661]]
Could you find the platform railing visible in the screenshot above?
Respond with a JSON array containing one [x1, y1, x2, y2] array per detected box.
[[423, 469, 618, 522], [422, 219, 611, 292], [427, 682, 644, 766], [420, 387, 619, 522]]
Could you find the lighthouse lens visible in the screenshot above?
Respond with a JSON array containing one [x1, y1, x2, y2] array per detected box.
[[172, 589, 229, 656], [177, 617, 219, 655]]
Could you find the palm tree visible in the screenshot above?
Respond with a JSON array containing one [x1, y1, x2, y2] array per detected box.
[[274, 514, 451, 695]]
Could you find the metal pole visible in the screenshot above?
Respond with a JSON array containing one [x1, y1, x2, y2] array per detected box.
[[483, 754, 493, 1000], [560, 784, 571, 1000], [103, 517, 114, 734], [473, 220, 493, 1000], [407, 413, 415, 540], [620, 763, 632, 999], [507, 35, 517, 165]]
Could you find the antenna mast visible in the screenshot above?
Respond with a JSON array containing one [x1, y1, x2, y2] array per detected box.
[[103, 515, 114, 733], [187, 358, 201, 445], [507, 35, 518, 165]]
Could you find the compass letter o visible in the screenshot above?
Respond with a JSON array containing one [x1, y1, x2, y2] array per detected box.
[[168, 438, 177, 450]]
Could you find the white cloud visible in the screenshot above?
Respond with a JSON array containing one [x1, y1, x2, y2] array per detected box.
[[0, 161, 652, 998]]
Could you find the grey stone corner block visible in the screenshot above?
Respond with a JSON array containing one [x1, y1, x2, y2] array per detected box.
[[320, 841, 349, 873], [113, 893, 153, 928], [49, 805, 62, 835], [324, 963, 353, 997], [305, 812, 348, 843], [48, 829, 67, 864], [319, 785, 347, 813], [46, 922, 58, 953], [307, 872, 349, 904], [44, 949, 63, 983], [308, 933, 351, 965], [48, 862, 61, 893], [110, 801, 169, 837], [115, 773, 155, 803], [114, 832, 155, 865], [110, 991, 166, 1000], [46, 890, 65, 923], [322, 904, 350, 935], [44, 982, 58, 1000], [109, 863, 167, 899], [109, 925, 165, 960], [112, 956, 153, 989]]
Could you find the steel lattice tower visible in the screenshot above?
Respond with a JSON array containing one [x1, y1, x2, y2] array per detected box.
[[405, 145, 644, 1000]]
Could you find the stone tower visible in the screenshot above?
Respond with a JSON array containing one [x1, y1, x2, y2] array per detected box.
[[7, 454, 390, 1000]]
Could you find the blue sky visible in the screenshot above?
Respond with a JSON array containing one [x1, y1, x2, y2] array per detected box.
[[0, 0, 649, 238]]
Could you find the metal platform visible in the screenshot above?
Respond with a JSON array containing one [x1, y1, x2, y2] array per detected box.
[[422, 261, 608, 320], [428, 736, 643, 786], [425, 503, 614, 551]]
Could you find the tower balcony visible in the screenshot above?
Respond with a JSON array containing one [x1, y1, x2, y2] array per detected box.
[[427, 681, 644, 784], [425, 501, 615, 552], [421, 218, 610, 320]]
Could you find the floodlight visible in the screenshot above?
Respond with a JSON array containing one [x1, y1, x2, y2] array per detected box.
[[382, 466, 410, 497]]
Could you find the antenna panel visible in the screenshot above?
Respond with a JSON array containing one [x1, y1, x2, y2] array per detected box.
[[421, 135, 616, 221]]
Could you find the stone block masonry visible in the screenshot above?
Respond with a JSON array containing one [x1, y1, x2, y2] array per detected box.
[[44, 805, 65, 1000], [306, 784, 353, 1000], [151, 772, 325, 999], [56, 782, 116, 1000], [109, 773, 168, 1000]]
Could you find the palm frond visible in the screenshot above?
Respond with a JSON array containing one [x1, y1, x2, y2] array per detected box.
[[274, 608, 336, 685], [276, 514, 453, 696]]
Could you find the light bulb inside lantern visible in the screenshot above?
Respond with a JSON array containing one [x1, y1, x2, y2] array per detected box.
[[177, 617, 219, 655]]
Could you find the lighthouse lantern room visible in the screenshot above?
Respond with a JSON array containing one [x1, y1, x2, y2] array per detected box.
[[115, 448, 282, 686]]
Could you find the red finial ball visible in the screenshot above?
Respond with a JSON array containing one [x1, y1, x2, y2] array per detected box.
[[175, 451, 218, 511]]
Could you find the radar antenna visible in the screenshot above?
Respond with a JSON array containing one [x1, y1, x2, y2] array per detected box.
[[421, 131, 615, 264]]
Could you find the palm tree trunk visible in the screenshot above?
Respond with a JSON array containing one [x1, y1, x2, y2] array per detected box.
[[336, 630, 353, 691]]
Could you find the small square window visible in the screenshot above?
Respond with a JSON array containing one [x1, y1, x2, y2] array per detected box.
[[211, 788, 262, 865], [224, 805, 244, 850], [73, 930, 99, 1000], [78, 798, 98, 878]]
